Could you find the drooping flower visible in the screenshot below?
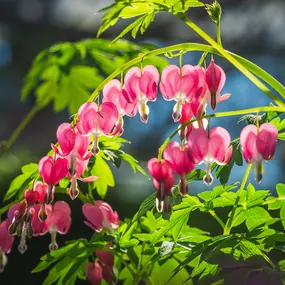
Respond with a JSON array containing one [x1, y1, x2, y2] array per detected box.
[[163, 141, 196, 195], [147, 158, 175, 212], [45, 201, 71, 251], [31, 203, 51, 236], [82, 201, 119, 234], [102, 79, 137, 136], [96, 249, 114, 285], [66, 158, 98, 200], [86, 262, 103, 285], [78, 102, 119, 154], [187, 127, 232, 185], [205, 59, 230, 110], [123, 65, 159, 123], [52, 123, 92, 162], [0, 221, 14, 273], [33, 181, 48, 222], [240, 123, 278, 183], [160, 65, 207, 121], [7, 196, 37, 254], [38, 156, 69, 204]]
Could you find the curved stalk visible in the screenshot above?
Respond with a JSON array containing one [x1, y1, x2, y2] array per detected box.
[[223, 164, 252, 235], [0, 105, 39, 157], [157, 106, 283, 160], [176, 14, 285, 108]]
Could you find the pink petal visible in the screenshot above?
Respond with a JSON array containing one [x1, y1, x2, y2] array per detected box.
[[82, 203, 104, 232], [56, 123, 76, 156], [74, 131, 90, 159], [205, 59, 226, 92], [47, 201, 71, 234], [31, 204, 49, 236], [86, 262, 103, 285], [98, 102, 119, 135], [139, 65, 159, 101], [52, 157, 69, 185], [147, 158, 173, 181], [33, 181, 48, 203], [240, 124, 259, 163], [218, 93, 231, 102], [0, 221, 14, 253], [160, 65, 181, 100], [73, 158, 89, 178], [80, 176, 99, 182], [163, 142, 195, 175], [187, 128, 209, 163], [123, 67, 141, 103], [179, 102, 193, 124], [78, 102, 99, 135], [96, 250, 114, 268], [256, 123, 278, 160], [38, 156, 54, 185], [209, 127, 231, 163]]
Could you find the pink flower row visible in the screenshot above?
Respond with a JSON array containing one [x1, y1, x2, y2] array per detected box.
[[148, 123, 278, 212]]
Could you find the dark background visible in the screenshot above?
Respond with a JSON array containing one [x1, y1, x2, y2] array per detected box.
[[0, 0, 285, 284]]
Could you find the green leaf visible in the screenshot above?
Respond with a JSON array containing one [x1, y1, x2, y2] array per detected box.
[[151, 207, 193, 245], [205, 0, 222, 24], [22, 39, 168, 115], [4, 163, 38, 201], [97, 0, 203, 40], [280, 204, 285, 229], [186, 169, 206, 182], [232, 207, 247, 228], [278, 260, 285, 272], [245, 207, 272, 231], [239, 240, 263, 257], [89, 153, 115, 199], [277, 184, 285, 198]]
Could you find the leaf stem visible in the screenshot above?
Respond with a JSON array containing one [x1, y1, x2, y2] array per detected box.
[[157, 106, 283, 160], [216, 19, 222, 47], [177, 14, 285, 108], [0, 105, 39, 157], [223, 164, 252, 235]]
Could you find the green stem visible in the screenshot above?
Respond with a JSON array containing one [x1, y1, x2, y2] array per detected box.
[[217, 19, 222, 47], [157, 106, 283, 160], [223, 164, 252, 235], [0, 105, 39, 157], [177, 14, 285, 108], [209, 210, 225, 229]]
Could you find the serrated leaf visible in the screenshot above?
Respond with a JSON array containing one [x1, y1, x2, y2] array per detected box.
[[232, 207, 247, 228], [245, 207, 272, 231], [90, 153, 115, 198], [277, 184, 285, 198], [4, 163, 38, 201]]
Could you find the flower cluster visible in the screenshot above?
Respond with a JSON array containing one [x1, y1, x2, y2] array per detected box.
[[146, 61, 278, 212], [0, 58, 279, 283]]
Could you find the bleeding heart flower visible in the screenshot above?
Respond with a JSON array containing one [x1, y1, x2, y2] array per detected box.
[[86, 262, 103, 285], [31, 204, 51, 236], [52, 123, 92, 161], [160, 65, 207, 121], [45, 201, 71, 251], [67, 158, 98, 200], [96, 249, 114, 285], [240, 123, 278, 183], [38, 156, 69, 204], [148, 158, 175, 212], [187, 127, 232, 185], [103, 79, 137, 136], [78, 102, 119, 154], [33, 181, 48, 222], [0, 221, 14, 273], [205, 59, 231, 110], [82, 201, 119, 234], [163, 142, 196, 195], [123, 65, 159, 123]]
